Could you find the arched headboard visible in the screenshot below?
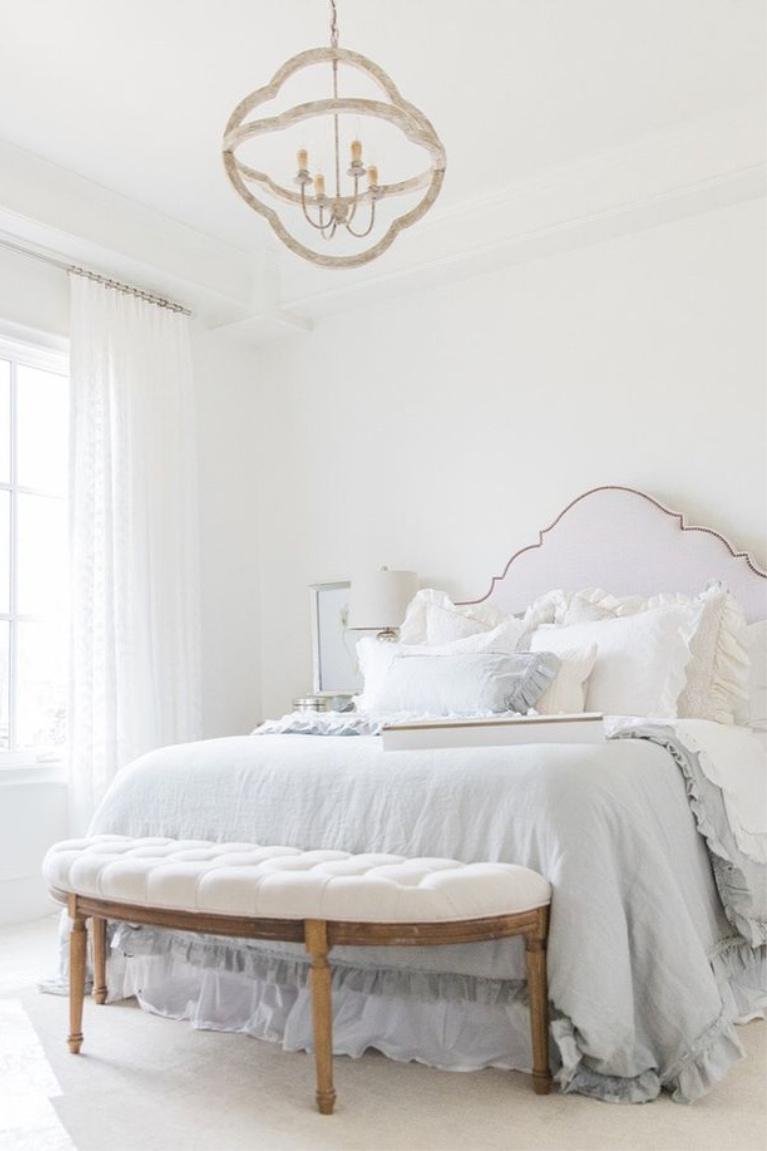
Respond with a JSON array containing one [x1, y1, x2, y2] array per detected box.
[[461, 486, 767, 622]]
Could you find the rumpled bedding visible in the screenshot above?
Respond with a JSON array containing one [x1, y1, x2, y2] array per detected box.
[[77, 720, 765, 1103]]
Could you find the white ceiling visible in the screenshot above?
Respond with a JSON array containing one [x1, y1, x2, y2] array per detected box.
[[1, 0, 763, 255]]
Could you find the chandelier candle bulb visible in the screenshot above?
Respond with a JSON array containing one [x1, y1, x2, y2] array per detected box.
[[313, 174, 326, 198], [367, 164, 378, 188], [351, 140, 362, 162], [297, 148, 308, 172]]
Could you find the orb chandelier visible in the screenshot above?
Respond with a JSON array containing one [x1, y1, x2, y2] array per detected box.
[[222, 0, 446, 269]]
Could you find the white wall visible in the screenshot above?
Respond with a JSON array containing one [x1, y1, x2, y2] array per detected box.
[[254, 199, 767, 717], [0, 248, 262, 923]]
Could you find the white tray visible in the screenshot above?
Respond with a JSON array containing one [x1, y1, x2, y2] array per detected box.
[[381, 713, 605, 751]]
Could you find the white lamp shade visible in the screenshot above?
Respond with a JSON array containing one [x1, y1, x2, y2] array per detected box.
[[347, 568, 419, 630]]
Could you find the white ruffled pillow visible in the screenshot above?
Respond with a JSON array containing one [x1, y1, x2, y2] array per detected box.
[[528, 602, 703, 718], [399, 588, 511, 646], [533, 645, 598, 715], [546, 585, 749, 725], [735, 620, 766, 731]]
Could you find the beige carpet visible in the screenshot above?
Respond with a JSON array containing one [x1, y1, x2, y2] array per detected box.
[[2, 916, 765, 1151]]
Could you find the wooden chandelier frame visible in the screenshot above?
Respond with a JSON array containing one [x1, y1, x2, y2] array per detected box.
[[222, 47, 447, 269]]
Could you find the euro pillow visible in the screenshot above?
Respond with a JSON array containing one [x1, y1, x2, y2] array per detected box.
[[399, 588, 511, 646], [528, 602, 703, 718], [533, 644, 598, 715], [557, 585, 749, 724], [734, 620, 766, 731], [356, 640, 559, 718]]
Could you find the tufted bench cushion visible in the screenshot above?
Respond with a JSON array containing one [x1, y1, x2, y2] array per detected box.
[[44, 834, 553, 1113], [43, 835, 552, 924]]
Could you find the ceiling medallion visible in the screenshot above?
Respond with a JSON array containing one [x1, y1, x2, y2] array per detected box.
[[222, 0, 446, 269]]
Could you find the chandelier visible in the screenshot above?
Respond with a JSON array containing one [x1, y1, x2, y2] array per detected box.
[[222, 1, 446, 269]]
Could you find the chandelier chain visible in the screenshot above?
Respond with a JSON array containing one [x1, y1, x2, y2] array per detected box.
[[329, 0, 339, 48]]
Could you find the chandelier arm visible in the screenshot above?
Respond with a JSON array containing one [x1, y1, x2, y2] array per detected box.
[[345, 174, 361, 227], [299, 182, 334, 232], [345, 195, 377, 239]]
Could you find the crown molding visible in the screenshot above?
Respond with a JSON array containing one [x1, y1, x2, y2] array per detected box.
[[0, 99, 762, 343]]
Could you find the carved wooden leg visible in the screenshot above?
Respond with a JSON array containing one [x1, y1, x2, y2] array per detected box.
[[525, 906, 552, 1095], [91, 916, 107, 1004], [305, 919, 336, 1115], [67, 894, 86, 1054]]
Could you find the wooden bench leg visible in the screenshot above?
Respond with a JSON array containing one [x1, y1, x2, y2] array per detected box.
[[305, 919, 336, 1115], [525, 907, 552, 1095], [91, 916, 107, 1004], [67, 894, 87, 1054]]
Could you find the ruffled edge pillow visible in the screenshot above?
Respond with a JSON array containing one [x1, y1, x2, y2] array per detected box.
[[555, 584, 749, 725], [398, 588, 511, 646], [528, 601, 703, 719]]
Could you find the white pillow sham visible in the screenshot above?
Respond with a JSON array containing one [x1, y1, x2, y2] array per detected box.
[[355, 638, 557, 718], [558, 585, 748, 724], [398, 588, 511, 646], [533, 644, 598, 715], [528, 601, 703, 718]]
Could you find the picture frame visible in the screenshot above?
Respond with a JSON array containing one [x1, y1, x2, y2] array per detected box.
[[310, 582, 372, 696]]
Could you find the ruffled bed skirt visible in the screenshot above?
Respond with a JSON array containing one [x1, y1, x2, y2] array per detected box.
[[65, 923, 762, 1105]]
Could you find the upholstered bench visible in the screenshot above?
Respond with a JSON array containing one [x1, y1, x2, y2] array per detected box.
[[43, 836, 553, 1113]]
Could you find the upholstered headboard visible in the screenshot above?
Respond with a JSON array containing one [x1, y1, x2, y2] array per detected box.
[[460, 486, 767, 623]]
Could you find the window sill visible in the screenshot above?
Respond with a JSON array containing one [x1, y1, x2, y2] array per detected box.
[[0, 761, 68, 785]]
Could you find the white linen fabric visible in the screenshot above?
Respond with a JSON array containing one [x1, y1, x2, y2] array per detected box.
[[528, 603, 702, 718], [398, 588, 511, 645], [80, 721, 764, 1103], [533, 645, 597, 714], [43, 837, 552, 922], [68, 277, 201, 832]]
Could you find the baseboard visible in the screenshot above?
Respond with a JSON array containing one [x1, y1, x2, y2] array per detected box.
[[0, 873, 58, 926]]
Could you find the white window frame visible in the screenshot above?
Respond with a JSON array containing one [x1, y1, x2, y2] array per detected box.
[[0, 331, 69, 775]]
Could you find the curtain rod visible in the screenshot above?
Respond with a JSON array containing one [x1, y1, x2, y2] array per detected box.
[[0, 235, 192, 316]]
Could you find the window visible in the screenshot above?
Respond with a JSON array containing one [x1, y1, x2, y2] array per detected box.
[[0, 337, 69, 767]]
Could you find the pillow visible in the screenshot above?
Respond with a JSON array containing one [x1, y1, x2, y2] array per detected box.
[[533, 644, 598, 715], [528, 602, 703, 718], [356, 641, 558, 718], [398, 588, 511, 646], [558, 585, 749, 724], [736, 620, 767, 731], [355, 622, 529, 713]]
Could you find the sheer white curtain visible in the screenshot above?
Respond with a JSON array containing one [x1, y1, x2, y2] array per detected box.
[[68, 276, 201, 832]]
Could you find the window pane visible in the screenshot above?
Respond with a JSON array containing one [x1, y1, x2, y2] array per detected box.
[[0, 621, 9, 749], [17, 493, 68, 617], [0, 360, 9, 484], [0, 490, 8, 614], [16, 619, 67, 750], [17, 365, 69, 493]]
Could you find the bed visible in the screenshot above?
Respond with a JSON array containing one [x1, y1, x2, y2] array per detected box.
[[78, 486, 767, 1103]]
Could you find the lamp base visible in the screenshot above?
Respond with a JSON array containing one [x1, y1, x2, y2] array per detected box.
[[376, 628, 399, 642]]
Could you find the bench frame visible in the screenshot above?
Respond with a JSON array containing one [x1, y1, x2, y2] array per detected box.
[[52, 888, 551, 1113]]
